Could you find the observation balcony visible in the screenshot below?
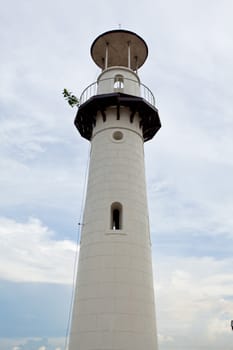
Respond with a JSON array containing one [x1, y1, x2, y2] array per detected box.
[[75, 76, 161, 142], [79, 77, 155, 107]]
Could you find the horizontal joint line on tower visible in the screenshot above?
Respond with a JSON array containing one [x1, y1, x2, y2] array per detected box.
[[92, 126, 143, 140]]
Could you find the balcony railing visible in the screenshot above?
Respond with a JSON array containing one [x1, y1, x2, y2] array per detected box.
[[79, 78, 155, 106]]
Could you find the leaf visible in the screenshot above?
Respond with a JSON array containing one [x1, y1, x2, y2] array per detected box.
[[62, 88, 79, 108]]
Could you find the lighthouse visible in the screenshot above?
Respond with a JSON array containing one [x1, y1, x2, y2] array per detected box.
[[68, 29, 161, 350]]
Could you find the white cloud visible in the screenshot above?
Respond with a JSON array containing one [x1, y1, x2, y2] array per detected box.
[[146, 140, 233, 238], [155, 256, 233, 349], [0, 217, 77, 283], [4, 338, 65, 350], [142, 0, 233, 244], [158, 333, 174, 343], [207, 317, 231, 340]]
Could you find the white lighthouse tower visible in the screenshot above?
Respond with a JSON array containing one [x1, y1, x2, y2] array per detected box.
[[68, 29, 161, 350]]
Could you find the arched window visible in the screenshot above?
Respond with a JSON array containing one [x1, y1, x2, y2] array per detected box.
[[111, 202, 122, 230], [114, 75, 124, 90]]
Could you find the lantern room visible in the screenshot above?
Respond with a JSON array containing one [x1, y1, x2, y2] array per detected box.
[[74, 29, 161, 142]]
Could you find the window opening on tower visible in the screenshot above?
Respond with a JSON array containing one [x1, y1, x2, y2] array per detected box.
[[111, 202, 122, 230], [114, 75, 124, 90], [113, 209, 120, 229]]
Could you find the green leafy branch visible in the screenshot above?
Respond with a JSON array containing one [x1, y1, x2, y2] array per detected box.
[[63, 88, 79, 108]]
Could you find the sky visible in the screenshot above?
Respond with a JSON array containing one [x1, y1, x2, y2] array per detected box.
[[0, 0, 233, 349]]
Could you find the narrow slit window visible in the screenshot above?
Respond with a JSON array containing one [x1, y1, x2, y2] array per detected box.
[[111, 202, 122, 230], [113, 209, 120, 230]]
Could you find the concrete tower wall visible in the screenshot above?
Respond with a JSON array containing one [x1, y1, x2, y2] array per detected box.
[[97, 67, 140, 96], [69, 108, 158, 350]]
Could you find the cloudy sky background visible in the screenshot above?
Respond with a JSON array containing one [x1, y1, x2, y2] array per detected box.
[[1, 0, 233, 349]]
